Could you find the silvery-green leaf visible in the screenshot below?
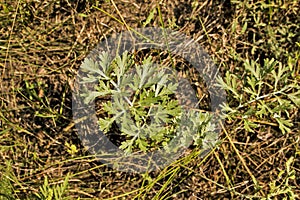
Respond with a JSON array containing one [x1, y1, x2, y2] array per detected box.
[[83, 91, 111, 104]]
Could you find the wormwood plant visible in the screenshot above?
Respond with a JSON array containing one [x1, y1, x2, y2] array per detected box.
[[80, 51, 216, 154], [217, 57, 299, 134]]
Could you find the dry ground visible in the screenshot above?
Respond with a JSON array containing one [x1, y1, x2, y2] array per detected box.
[[0, 0, 299, 199]]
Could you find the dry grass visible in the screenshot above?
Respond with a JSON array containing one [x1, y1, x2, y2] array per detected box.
[[0, 0, 299, 199]]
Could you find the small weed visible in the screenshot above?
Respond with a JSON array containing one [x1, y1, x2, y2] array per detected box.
[[34, 174, 70, 200], [262, 157, 298, 200]]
